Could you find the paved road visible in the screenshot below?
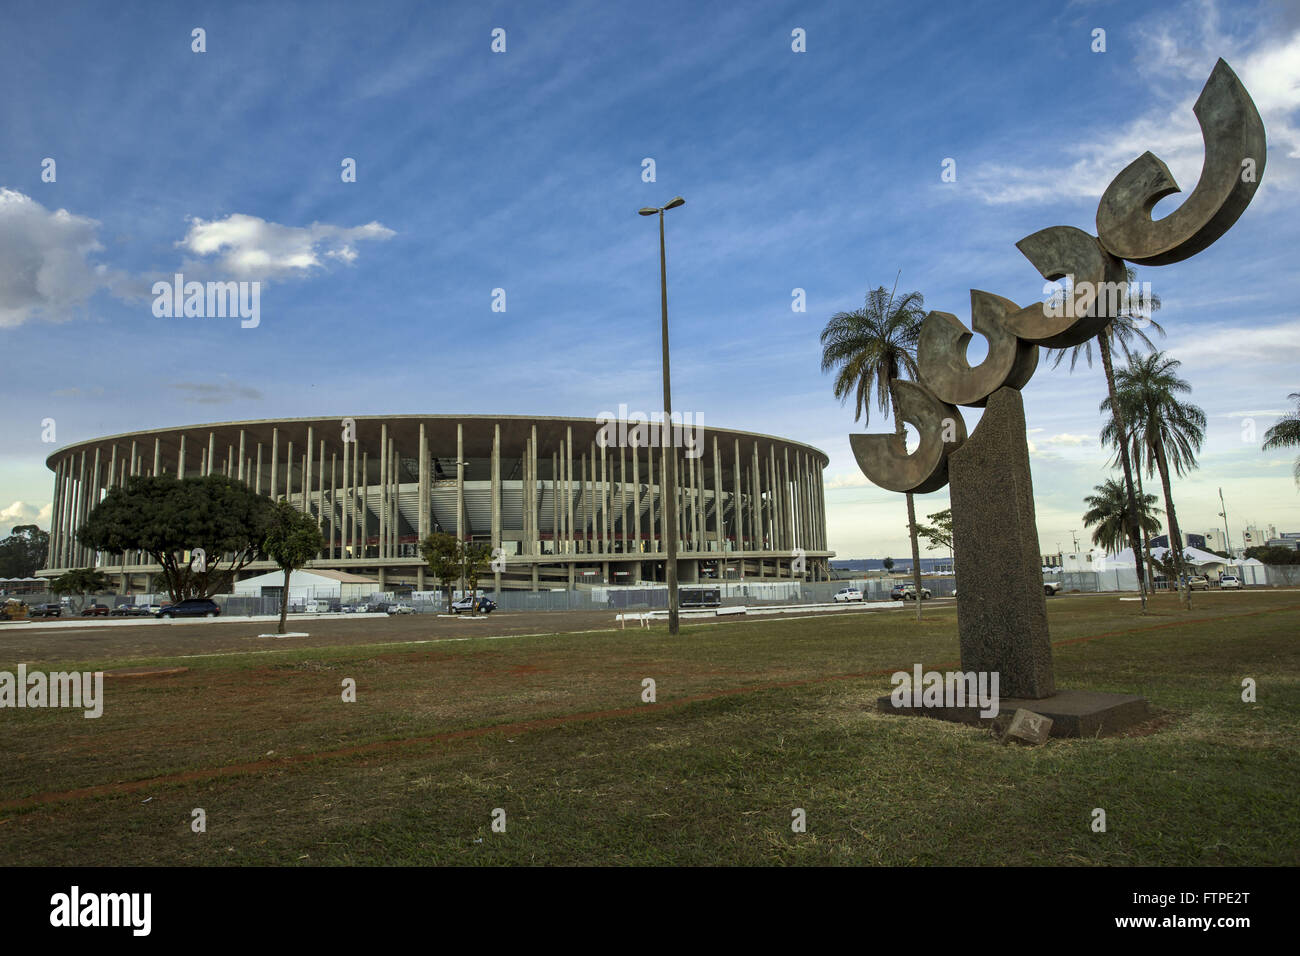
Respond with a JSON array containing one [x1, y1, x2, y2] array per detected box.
[[0, 600, 935, 663]]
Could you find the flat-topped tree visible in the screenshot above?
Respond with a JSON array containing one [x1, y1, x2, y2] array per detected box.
[[78, 474, 274, 604], [49, 568, 112, 613]]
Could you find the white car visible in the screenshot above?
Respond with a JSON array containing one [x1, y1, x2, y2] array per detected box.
[[833, 587, 864, 603], [1218, 575, 1242, 590], [387, 603, 414, 615]]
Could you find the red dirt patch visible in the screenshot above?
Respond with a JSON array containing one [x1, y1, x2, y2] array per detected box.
[[102, 666, 190, 679]]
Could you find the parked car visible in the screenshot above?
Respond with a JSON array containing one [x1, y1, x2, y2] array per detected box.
[[28, 603, 62, 618], [81, 603, 110, 617], [305, 601, 334, 613], [450, 596, 496, 615], [833, 587, 864, 603], [387, 603, 414, 615], [112, 604, 139, 616], [1219, 575, 1242, 590], [890, 584, 931, 600], [1186, 575, 1210, 591], [157, 598, 221, 618], [147, 604, 164, 616], [1044, 581, 1064, 596]]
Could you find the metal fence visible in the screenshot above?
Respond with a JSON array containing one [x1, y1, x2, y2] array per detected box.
[[1046, 565, 1299, 592], [9, 566, 1296, 620]]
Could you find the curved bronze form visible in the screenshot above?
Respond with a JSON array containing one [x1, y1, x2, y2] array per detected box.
[[917, 290, 1039, 407], [1096, 58, 1266, 266], [1003, 225, 1126, 349], [851, 60, 1265, 504], [849, 381, 966, 495]]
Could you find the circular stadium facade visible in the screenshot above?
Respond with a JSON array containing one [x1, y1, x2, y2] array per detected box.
[[42, 415, 833, 590]]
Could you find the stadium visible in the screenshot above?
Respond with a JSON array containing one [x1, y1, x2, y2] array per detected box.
[[40, 415, 833, 591]]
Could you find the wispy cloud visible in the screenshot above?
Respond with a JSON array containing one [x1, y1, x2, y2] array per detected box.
[[166, 382, 265, 404], [965, 5, 1300, 204]]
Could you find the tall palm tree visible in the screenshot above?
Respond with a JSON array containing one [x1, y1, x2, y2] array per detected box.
[[1104, 351, 1206, 609], [821, 282, 927, 621], [1047, 265, 1163, 611], [1101, 413, 1160, 592], [1082, 478, 1161, 556], [1050, 267, 1164, 613], [1262, 392, 1300, 486]]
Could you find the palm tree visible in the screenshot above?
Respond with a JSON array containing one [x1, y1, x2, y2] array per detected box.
[[1104, 351, 1206, 609], [1047, 265, 1163, 611], [1262, 392, 1300, 486], [1100, 406, 1160, 592], [1082, 478, 1161, 556], [821, 282, 927, 620]]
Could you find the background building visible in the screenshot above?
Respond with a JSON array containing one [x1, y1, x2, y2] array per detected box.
[[1150, 533, 1208, 551], [40, 415, 833, 591]]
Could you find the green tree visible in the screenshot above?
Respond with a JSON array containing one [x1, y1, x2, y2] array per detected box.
[[262, 501, 326, 635], [78, 474, 275, 603], [461, 543, 492, 614], [1081, 478, 1161, 556], [49, 568, 112, 613], [821, 281, 927, 621], [0, 524, 50, 578], [420, 532, 460, 610], [1103, 351, 1206, 610], [1262, 392, 1300, 486], [1047, 265, 1164, 612], [1245, 545, 1300, 564], [1100, 414, 1160, 591], [882, 556, 894, 573], [915, 508, 953, 552]]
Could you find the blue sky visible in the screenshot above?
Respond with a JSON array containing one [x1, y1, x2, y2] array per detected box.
[[2, 0, 1298, 559]]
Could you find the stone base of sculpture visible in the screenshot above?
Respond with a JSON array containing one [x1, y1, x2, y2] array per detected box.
[[875, 689, 1150, 738]]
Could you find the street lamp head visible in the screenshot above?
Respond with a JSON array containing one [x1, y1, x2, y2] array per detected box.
[[664, 196, 685, 210], [638, 207, 659, 216]]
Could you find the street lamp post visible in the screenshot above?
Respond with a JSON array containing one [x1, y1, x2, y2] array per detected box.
[[639, 196, 685, 635], [1218, 487, 1234, 560]]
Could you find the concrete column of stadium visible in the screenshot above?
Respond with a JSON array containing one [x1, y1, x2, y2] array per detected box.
[[492, 423, 501, 592]]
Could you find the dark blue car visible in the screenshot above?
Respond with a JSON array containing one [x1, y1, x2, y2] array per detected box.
[[157, 598, 221, 618]]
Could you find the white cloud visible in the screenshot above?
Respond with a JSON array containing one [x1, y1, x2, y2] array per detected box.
[[1041, 432, 1092, 446], [1166, 321, 1300, 365], [825, 472, 872, 490], [0, 189, 126, 327], [176, 214, 396, 281], [1, 501, 51, 534], [968, 8, 1300, 204]]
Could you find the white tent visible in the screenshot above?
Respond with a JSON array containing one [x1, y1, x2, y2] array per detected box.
[[232, 568, 381, 602]]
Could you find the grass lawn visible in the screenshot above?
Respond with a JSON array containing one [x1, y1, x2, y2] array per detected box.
[[1, 591, 1296, 865]]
